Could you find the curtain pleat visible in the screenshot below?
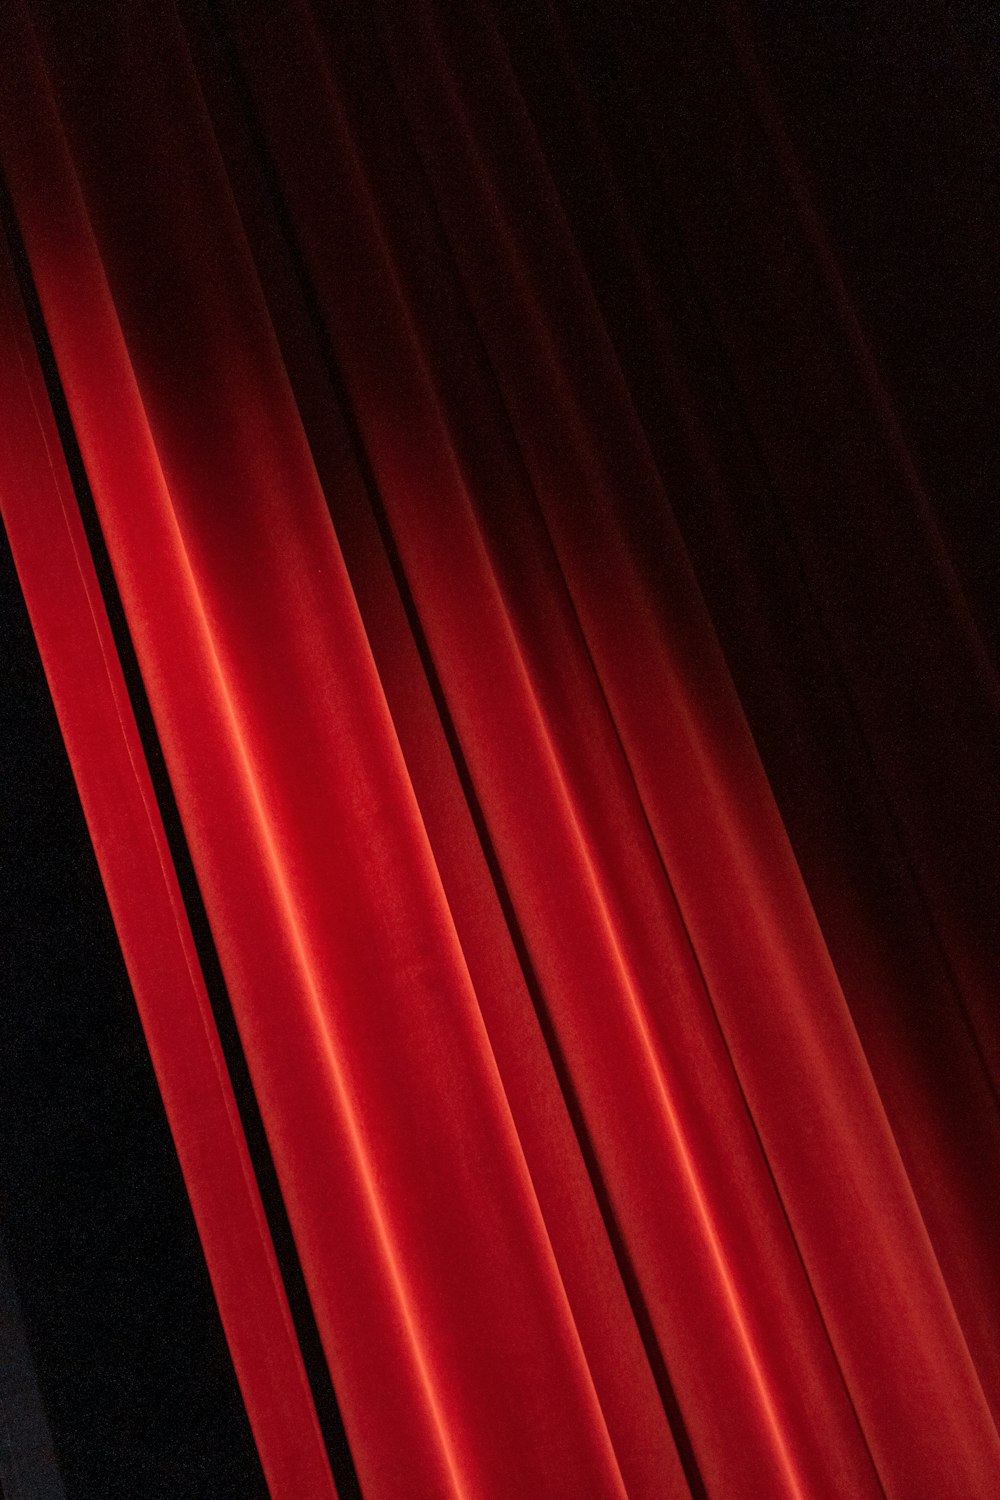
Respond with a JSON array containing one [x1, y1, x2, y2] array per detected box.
[[1, 1, 996, 1496], [0, 173, 337, 1500]]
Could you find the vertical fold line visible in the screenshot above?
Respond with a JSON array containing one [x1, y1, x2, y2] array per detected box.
[[533, 0, 1000, 1121], [353, 6, 970, 1488], [193, 4, 692, 1492], [0, 154, 361, 1500]]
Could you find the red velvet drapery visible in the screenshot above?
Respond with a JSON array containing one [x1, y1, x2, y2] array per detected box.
[[1, 1, 997, 1496]]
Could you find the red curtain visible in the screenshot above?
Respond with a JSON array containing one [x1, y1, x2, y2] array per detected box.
[[1, 1, 997, 1496]]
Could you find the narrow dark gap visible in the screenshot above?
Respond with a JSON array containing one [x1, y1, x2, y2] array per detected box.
[[557, 0, 1000, 1120], [0, 169, 360, 1500], [364, 489, 712, 1500], [194, 5, 708, 1494], [1, 407, 265, 1495]]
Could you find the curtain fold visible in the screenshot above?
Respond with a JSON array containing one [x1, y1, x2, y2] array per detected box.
[[1, 1, 996, 1497]]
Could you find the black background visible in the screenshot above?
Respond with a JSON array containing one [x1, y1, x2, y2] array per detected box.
[[0, 518, 267, 1499]]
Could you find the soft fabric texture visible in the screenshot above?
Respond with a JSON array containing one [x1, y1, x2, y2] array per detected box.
[[1, 2, 997, 1496]]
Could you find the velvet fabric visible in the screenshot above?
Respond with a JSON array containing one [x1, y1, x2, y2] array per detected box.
[[1, 1, 997, 1496]]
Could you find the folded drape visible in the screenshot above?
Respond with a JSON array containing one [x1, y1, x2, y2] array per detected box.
[[1, 1, 997, 1496]]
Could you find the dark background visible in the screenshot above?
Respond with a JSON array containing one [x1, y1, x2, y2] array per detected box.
[[0, 518, 266, 1499]]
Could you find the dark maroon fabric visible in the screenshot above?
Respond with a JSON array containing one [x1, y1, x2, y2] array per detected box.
[[1, 2, 996, 1495]]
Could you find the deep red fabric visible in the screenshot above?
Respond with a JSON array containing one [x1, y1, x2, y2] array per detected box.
[[1, 1, 997, 1496]]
